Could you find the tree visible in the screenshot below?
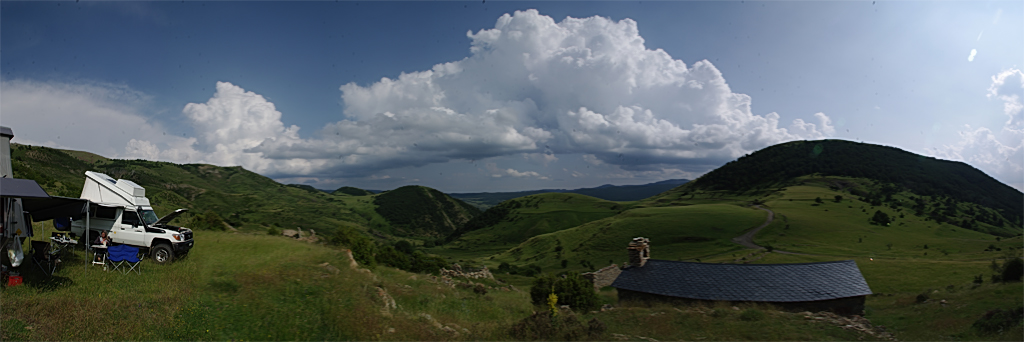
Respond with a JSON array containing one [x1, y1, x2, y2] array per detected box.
[[1001, 258, 1023, 282], [834, 195, 843, 203], [871, 210, 891, 225], [815, 197, 823, 204], [199, 211, 227, 231], [394, 240, 415, 255]]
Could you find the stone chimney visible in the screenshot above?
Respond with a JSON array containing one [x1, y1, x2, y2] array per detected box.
[[627, 237, 650, 268]]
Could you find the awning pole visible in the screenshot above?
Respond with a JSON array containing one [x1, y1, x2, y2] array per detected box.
[[84, 205, 90, 273]]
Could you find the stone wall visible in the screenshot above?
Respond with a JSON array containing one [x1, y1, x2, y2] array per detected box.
[[440, 264, 494, 280], [582, 264, 622, 291]]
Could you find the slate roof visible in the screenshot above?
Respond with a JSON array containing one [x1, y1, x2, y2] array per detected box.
[[611, 259, 872, 302]]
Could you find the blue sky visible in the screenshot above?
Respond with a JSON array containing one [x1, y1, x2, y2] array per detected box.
[[2, 1, 1021, 192]]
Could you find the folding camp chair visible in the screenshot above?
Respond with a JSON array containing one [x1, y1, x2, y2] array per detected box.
[[31, 240, 59, 276], [108, 244, 142, 275]]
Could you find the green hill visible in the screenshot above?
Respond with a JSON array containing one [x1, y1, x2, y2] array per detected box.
[[333, 186, 373, 196], [7, 143, 465, 242], [372, 185, 481, 238], [678, 139, 1022, 229], [458, 140, 1022, 273], [5, 142, 1023, 341], [442, 193, 629, 256], [489, 203, 768, 271], [449, 179, 688, 209]]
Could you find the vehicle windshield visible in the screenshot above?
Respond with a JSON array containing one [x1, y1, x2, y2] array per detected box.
[[140, 210, 159, 226]]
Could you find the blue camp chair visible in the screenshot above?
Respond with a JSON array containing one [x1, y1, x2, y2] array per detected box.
[[107, 244, 142, 275]]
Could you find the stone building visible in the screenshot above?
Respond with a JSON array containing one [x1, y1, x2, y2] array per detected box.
[[610, 237, 873, 316]]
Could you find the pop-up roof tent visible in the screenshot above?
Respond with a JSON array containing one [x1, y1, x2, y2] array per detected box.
[[81, 171, 150, 208]]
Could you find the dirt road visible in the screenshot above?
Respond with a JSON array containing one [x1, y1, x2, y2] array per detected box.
[[732, 205, 774, 249]]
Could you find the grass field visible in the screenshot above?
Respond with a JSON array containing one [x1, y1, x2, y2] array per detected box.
[[436, 193, 628, 260], [3, 217, 1021, 341], [753, 185, 1015, 259], [485, 203, 767, 272]]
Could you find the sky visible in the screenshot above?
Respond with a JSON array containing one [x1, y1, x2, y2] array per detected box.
[[1, 1, 1021, 193]]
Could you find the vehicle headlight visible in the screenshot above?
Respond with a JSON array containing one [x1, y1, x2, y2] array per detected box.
[[172, 233, 181, 241]]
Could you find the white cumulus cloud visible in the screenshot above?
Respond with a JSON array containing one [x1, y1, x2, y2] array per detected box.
[[8, 10, 837, 184], [249, 9, 833, 178], [938, 68, 1024, 190]]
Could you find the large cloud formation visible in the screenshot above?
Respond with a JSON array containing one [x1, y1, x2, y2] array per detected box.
[[244, 10, 833, 178], [8, 10, 835, 182], [939, 68, 1024, 190]]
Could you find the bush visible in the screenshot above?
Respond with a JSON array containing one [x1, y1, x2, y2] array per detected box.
[[871, 210, 891, 225], [509, 311, 606, 341], [194, 211, 227, 231], [971, 307, 1023, 335], [329, 227, 377, 268], [393, 240, 414, 254], [529, 273, 599, 312], [1001, 258, 1023, 282], [267, 226, 281, 235]]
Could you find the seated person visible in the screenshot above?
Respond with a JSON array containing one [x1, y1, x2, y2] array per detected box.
[[93, 231, 110, 262]]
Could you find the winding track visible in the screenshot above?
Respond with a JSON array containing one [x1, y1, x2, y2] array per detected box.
[[731, 205, 803, 255]]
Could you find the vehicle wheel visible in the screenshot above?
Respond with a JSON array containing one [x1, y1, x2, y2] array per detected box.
[[152, 244, 175, 265]]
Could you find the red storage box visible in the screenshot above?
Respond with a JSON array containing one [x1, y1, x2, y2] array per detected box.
[[7, 275, 23, 287]]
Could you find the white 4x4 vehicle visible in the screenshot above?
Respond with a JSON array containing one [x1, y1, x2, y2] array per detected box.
[[64, 172, 194, 264]]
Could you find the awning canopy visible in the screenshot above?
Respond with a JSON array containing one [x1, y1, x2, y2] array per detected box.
[[1, 178, 90, 221], [0, 178, 50, 198], [21, 196, 89, 222]]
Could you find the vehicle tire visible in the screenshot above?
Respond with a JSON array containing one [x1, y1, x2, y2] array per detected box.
[[152, 244, 175, 265]]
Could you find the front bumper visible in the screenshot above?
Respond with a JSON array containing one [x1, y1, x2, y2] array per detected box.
[[173, 239, 194, 254]]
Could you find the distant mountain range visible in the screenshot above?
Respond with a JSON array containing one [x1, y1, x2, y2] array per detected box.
[[446, 179, 690, 209], [290, 179, 690, 209]]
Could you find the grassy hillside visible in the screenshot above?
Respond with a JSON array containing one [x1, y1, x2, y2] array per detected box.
[[8, 143, 472, 243], [11, 144, 375, 237], [682, 139, 1022, 228], [485, 203, 768, 271], [373, 186, 481, 238], [12, 226, 1014, 341], [6, 141, 1023, 341], [449, 179, 688, 209], [442, 193, 629, 258], [333, 186, 373, 196]]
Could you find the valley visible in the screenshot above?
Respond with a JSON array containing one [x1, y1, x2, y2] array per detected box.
[[2, 139, 1022, 341]]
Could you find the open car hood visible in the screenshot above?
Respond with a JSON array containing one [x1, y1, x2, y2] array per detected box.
[[154, 208, 189, 226]]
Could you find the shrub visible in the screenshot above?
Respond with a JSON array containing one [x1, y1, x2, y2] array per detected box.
[[1001, 258, 1023, 282], [915, 292, 929, 303], [329, 227, 377, 268], [393, 240, 414, 254], [871, 210, 891, 225], [267, 226, 281, 235], [195, 211, 227, 231], [509, 311, 606, 341], [971, 307, 1023, 335], [473, 283, 488, 295], [529, 273, 600, 312]]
